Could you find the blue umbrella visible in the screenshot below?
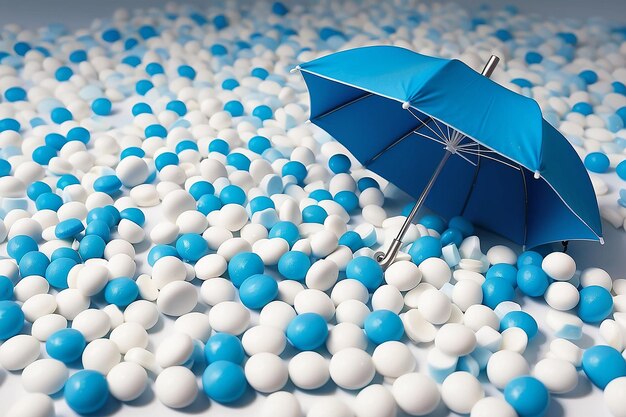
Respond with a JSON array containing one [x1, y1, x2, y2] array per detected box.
[[295, 46, 602, 268]]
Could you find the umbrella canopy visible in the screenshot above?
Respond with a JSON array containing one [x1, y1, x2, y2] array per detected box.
[[298, 46, 602, 249]]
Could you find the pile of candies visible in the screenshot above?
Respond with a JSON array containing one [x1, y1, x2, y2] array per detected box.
[[1, 1, 626, 416]]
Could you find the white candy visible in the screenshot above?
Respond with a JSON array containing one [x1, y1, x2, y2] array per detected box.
[[326, 322, 367, 355], [294, 289, 335, 321], [219, 204, 249, 231], [124, 347, 159, 374], [310, 230, 339, 258], [371, 285, 404, 313], [124, 300, 159, 329], [417, 288, 451, 324], [329, 347, 375, 390], [152, 256, 186, 289], [546, 309, 583, 339], [157, 280, 198, 316], [500, 327, 528, 353], [306, 259, 339, 291], [384, 260, 421, 291], [362, 205, 386, 227], [452, 279, 483, 312], [475, 326, 502, 352], [21, 293, 56, 322], [155, 366, 198, 408], [485, 245, 517, 265], [200, 277, 235, 306], [259, 301, 297, 331], [354, 384, 397, 417], [72, 308, 111, 341], [418, 257, 451, 289], [150, 222, 180, 244], [4, 393, 54, 417], [136, 274, 159, 301], [261, 391, 302, 417], [161, 189, 196, 221], [278, 280, 305, 305], [541, 252, 576, 281], [580, 267, 612, 290], [331, 279, 369, 305], [156, 332, 194, 368], [532, 358, 578, 393], [21, 359, 68, 394], [604, 377, 626, 417], [31, 314, 67, 341], [486, 350, 529, 389], [392, 372, 440, 416], [82, 338, 121, 374], [0, 335, 41, 371], [402, 308, 437, 344], [464, 304, 500, 331], [544, 281, 580, 311], [435, 323, 476, 357], [288, 351, 330, 390], [549, 338, 583, 367], [55, 288, 90, 320], [470, 397, 517, 417], [14, 275, 48, 302], [208, 301, 251, 335], [174, 312, 212, 342], [107, 361, 148, 402], [441, 371, 484, 414], [109, 322, 149, 354], [242, 325, 287, 356], [600, 319, 624, 350], [245, 352, 289, 393], [335, 300, 370, 327], [372, 341, 416, 380]]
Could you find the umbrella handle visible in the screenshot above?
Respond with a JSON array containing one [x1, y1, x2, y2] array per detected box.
[[375, 55, 500, 270]]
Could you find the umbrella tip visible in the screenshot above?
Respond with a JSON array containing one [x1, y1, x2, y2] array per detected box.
[[600, 237, 605, 245], [290, 65, 301, 73], [533, 170, 541, 179], [402, 101, 411, 109]]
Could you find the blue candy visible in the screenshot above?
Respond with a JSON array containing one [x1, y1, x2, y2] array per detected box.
[[357, 177, 379, 191], [248, 136, 271, 154], [0, 276, 13, 301], [581, 345, 626, 389], [282, 161, 307, 183], [345, 256, 383, 292], [239, 274, 278, 309], [45, 258, 77, 289], [46, 328, 86, 363], [249, 196, 275, 215], [120, 207, 145, 226], [78, 234, 106, 260], [197, 194, 222, 215], [148, 246, 179, 266], [144, 123, 166, 138], [132, 102, 152, 115], [202, 361, 247, 403], [286, 312, 328, 350], [0, 300, 24, 339], [302, 205, 328, 224], [333, 190, 359, 212], [419, 214, 447, 233], [328, 154, 351, 173], [278, 251, 311, 281], [220, 184, 246, 205], [155, 152, 179, 171], [584, 152, 610, 173], [224, 100, 244, 117], [448, 216, 474, 237], [269, 221, 300, 247], [51, 247, 82, 263], [252, 104, 273, 120], [18, 251, 50, 277], [440, 228, 463, 247], [500, 311, 538, 339], [209, 138, 230, 154], [55, 66, 73, 81], [64, 370, 109, 414], [32, 145, 57, 165], [136, 79, 154, 95], [35, 192, 63, 211], [408, 236, 442, 265], [50, 107, 72, 124], [104, 277, 139, 307], [55, 218, 85, 239], [516, 265, 549, 297], [616, 160, 626, 181], [578, 285, 613, 323], [205, 333, 245, 364], [7, 235, 38, 262], [486, 263, 518, 287], [226, 153, 251, 171], [338, 231, 365, 252], [504, 376, 550, 417], [579, 69, 598, 85], [176, 233, 209, 262], [482, 277, 516, 309], [228, 252, 264, 287], [364, 309, 404, 344], [91, 97, 112, 115], [166, 100, 187, 116], [517, 251, 543, 268]]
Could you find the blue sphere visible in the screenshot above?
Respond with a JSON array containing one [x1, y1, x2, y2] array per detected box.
[[616, 160, 626, 181], [282, 161, 307, 184], [132, 102, 152, 115], [578, 286, 613, 323], [7, 235, 38, 262], [51, 107, 73, 124], [178, 64, 197, 80], [310, 189, 333, 201], [144, 123, 166, 138], [55, 66, 73, 81], [226, 153, 251, 171], [440, 228, 463, 247], [517, 251, 543, 268], [482, 277, 516, 309], [205, 333, 245, 364], [189, 181, 215, 200], [449, 216, 474, 237], [78, 234, 106, 260], [91, 98, 112, 116], [46, 328, 86, 363], [500, 311, 538, 340], [345, 256, 383, 292], [120, 207, 145, 226], [57, 174, 80, 190], [251, 67, 269, 79], [278, 251, 311, 281], [104, 277, 139, 307], [338, 231, 364, 252], [147, 246, 179, 266], [35, 192, 63, 211], [32, 145, 57, 165], [248, 136, 271, 154], [176, 233, 209, 262], [249, 196, 275, 215], [419, 214, 447, 234], [239, 274, 278, 310], [486, 263, 518, 287], [408, 236, 442, 265], [221, 79, 239, 90], [93, 175, 122, 195], [154, 152, 179, 171], [67, 127, 90, 143], [5, 86, 26, 102], [333, 190, 359, 212], [302, 205, 328, 224], [268, 221, 300, 247], [220, 184, 246, 205], [64, 370, 109, 414], [0, 158, 12, 176], [516, 265, 549, 297], [0, 276, 13, 301], [328, 154, 351, 174], [584, 152, 610, 173], [572, 102, 593, 115], [202, 361, 247, 403], [357, 177, 379, 191], [228, 252, 264, 287], [18, 251, 50, 277], [27, 181, 51, 200], [166, 100, 187, 116], [135, 79, 154, 95], [286, 312, 328, 351], [504, 376, 549, 417], [45, 258, 77, 289], [51, 247, 82, 263], [223, 100, 244, 117], [364, 309, 404, 344], [209, 138, 230, 154], [197, 194, 222, 215], [579, 69, 598, 84], [0, 300, 24, 340], [252, 105, 273, 120], [582, 345, 626, 389]]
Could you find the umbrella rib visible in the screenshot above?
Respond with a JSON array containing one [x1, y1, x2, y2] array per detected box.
[[456, 149, 521, 170], [412, 130, 448, 146], [362, 127, 418, 167], [406, 108, 448, 143], [453, 151, 478, 167], [310, 93, 373, 120]]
